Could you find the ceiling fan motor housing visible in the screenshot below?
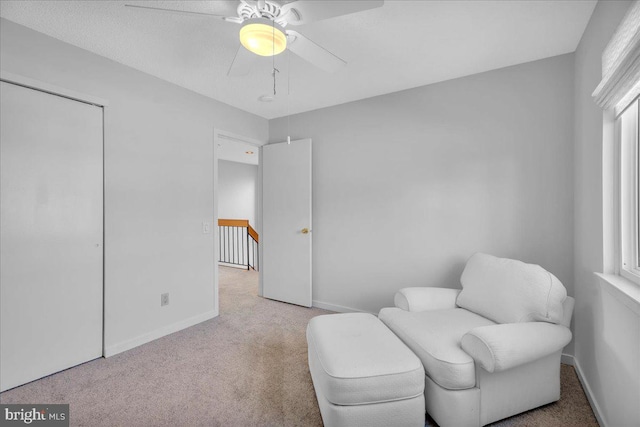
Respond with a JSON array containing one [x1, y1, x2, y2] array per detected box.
[[238, 0, 283, 21]]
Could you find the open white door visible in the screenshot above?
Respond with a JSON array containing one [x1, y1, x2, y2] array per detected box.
[[261, 139, 312, 307]]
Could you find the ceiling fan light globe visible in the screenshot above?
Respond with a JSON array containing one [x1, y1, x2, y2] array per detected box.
[[239, 18, 287, 56]]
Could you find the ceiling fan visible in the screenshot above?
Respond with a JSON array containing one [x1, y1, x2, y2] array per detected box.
[[125, 0, 384, 76]]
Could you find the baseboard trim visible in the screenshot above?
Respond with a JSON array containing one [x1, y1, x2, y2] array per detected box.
[[312, 300, 372, 314], [561, 353, 574, 366], [573, 356, 607, 427], [218, 262, 249, 270], [104, 310, 218, 357]]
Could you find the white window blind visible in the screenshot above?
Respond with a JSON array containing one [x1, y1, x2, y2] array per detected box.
[[592, 0, 640, 114]]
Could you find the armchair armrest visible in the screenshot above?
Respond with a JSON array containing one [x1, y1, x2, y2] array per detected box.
[[394, 287, 461, 312], [461, 322, 572, 373]]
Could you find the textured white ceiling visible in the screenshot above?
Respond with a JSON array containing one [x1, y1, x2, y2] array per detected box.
[[217, 137, 259, 165], [0, 0, 596, 119]]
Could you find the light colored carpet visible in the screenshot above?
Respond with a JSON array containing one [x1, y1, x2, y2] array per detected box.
[[1, 267, 598, 427]]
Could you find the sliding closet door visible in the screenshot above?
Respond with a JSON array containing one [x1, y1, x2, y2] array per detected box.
[[0, 81, 103, 391]]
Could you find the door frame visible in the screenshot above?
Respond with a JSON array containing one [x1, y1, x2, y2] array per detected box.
[[0, 70, 109, 358], [1, 70, 109, 107], [213, 129, 264, 313]]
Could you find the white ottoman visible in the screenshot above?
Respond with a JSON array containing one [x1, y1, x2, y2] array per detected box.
[[307, 313, 425, 427]]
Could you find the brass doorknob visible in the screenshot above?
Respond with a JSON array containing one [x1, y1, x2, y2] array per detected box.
[[301, 228, 310, 234]]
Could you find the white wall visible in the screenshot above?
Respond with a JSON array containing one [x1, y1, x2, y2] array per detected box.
[[0, 18, 268, 355], [572, 1, 639, 426], [218, 160, 258, 228], [270, 54, 575, 319]]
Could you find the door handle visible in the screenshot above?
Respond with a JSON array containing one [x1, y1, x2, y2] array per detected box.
[[301, 228, 311, 234]]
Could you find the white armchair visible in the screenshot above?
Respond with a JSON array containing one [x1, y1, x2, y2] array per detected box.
[[379, 253, 574, 427]]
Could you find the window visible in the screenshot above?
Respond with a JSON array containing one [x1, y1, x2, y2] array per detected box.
[[618, 97, 640, 284]]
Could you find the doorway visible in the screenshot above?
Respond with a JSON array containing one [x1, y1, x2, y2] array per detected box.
[[213, 129, 263, 315]]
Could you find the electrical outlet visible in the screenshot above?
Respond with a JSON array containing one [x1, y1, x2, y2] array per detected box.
[[161, 293, 169, 307], [202, 221, 210, 234]]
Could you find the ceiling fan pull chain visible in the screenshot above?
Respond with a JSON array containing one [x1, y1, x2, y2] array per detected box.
[[272, 19, 277, 96], [287, 48, 291, 145], [272, 67, 279, 95]]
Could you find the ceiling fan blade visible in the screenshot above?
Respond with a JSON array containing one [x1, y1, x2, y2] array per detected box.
[[224, 16, 245, 24], [124, 4, 231, 20], [227, 45, 259, 77], [286, 30, 346, 73], [280, 0, 383, 26]]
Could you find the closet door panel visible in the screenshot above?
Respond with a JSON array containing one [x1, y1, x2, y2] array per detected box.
[[1, 81, 103, 391]]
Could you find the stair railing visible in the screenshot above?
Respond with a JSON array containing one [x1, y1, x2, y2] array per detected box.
[[218, 219, 259, 271]]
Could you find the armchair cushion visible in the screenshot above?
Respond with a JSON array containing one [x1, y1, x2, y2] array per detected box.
[[394, 287, 461, 312], [461, 322, 572, 373], [379, 307, 495, 390], [457, 253, 567, 324]]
